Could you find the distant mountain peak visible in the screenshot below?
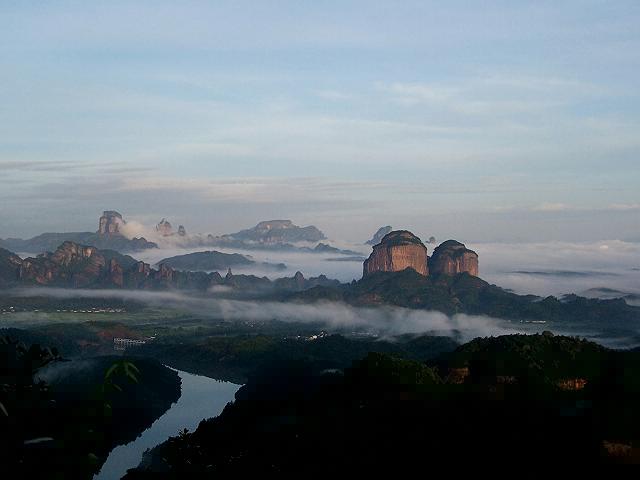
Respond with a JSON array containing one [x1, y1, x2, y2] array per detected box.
[[227, 220, 326, 244], [365, 226, 392, 245]]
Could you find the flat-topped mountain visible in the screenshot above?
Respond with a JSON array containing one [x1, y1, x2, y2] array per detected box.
[[363, 230, 478, 278], [222, 220, 326, 244], [363, 230, 429, 277], [429, 240, 479, 276]]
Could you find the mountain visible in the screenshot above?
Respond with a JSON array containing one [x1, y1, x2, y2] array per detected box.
[[155, 218, 173, 236], [18, 241, 140, 288], [428, 239, 479, 276], [294, 267, 640, 324], [157, 250, 286, 272], [1, 232, 157, 254], [363, 230, 429, 277], [5, 239, 638, 326], [2, 211, 157, 254], [126, 334, 640, 474], [1, 241, 336, 293], [365, 225, 392, 245], [220, 220, 326, 244], [301, 242, 363, 256], [363, 231, 479, 278], [199, 221, 367, 255], [134, 333, 459, 384]]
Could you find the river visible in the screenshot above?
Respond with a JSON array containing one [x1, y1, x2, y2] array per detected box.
[[94, 368, 240, 480]]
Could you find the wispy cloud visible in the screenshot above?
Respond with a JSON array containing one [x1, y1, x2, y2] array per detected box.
[[0, 161, 84, 172], [315, 90, 355, 101], [380, 73, 606, 117], [531, 202, 572, 212], [608, 203, 640, 211]]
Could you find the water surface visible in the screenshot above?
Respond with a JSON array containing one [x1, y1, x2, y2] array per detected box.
[[95, 368, 239, 480]]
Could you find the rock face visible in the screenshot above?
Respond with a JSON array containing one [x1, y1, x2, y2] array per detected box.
[[98, 211, 124, 235], [428, 240, 479, 276], [156, 219, 173, 237], [366, 226, 393, 245], [363, 230, 429, 277], [9, 241, 337, 292], [19, 241, 109, 287]]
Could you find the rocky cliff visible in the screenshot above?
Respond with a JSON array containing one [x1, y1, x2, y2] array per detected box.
[[363, 230, 429, 277], [7, 242, 337, 293], [428, 240, 479, 276], [365, 226, 392, 245], [18, 241, 135, 288], [156, 219, 173, 237], [98, 211, 124, 235]]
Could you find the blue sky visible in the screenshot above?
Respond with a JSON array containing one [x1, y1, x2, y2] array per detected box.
[[1, 0, 639, 242]]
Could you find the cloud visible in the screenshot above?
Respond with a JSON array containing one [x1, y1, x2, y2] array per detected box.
[[608, 203, 640, 211], [0, 161, 104, 173], [315, 90, 355, 101], [385, 83, 458, 106], [380, 74, 600, 116], [474, 240, 640, 298], [531, 203, 572, 212]]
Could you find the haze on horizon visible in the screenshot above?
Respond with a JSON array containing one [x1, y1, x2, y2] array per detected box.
[[1, 1, 639, 242]]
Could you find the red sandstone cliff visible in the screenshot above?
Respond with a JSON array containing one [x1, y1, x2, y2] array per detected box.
[[98, 211, 124, 235], [19, 241, 107, 287], [429, 240, 479, 276], [363, 230, 429, 277]]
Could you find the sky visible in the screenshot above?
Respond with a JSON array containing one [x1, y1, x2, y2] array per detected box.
[[1, 1, 639, 242]]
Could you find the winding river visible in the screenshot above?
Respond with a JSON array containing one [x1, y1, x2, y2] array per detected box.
[[94, 369, 240, 480]]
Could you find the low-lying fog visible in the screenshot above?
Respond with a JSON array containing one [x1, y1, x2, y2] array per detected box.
[[7, 239, 640, 348], [10, 287, 533, 343], [133, 239, 640, 302], [13, 287, 640, 349], [474, 240, 640, 303], [134, 243, 366, 282]]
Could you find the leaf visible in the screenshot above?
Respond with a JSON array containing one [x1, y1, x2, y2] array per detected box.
[[126, 362, 140, 374], [0, 401, 8, 417], [104, 363, 119, 380]]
